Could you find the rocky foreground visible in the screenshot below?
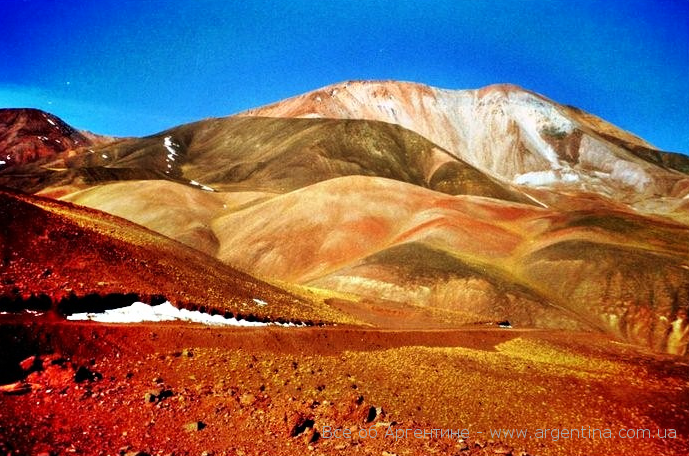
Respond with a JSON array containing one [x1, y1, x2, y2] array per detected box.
[[0, 319, 687, 456]]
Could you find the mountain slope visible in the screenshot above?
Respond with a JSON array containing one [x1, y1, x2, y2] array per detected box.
[[2, 116, 526, 202], [1, 83, 688, 355], [0, 108, 111, 169], [206, 175, 689, 353], [0, 187, 343, 324], [0, 116, 532, 257], [243, 81, 689, 203]]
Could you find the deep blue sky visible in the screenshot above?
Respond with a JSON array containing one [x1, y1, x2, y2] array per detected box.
[[1, 0, 688, 153]]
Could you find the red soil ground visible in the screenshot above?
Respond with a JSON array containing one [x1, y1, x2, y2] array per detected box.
[[1, 317, 687, 456]]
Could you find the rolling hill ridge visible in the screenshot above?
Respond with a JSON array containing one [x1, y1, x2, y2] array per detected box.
[[1, 81, 688, 355]]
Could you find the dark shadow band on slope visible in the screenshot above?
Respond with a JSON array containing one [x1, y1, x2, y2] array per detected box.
[[539, 209, 689, 257], [0, 292, 317, 328], [310, 242, 592, 331]]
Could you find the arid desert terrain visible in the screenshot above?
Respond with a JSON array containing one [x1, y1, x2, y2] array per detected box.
[[1, 81, 688, 455]]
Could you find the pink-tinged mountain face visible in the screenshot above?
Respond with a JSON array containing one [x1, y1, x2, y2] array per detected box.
[[242, 81, 689, 201], [0, 108, 97, 169]]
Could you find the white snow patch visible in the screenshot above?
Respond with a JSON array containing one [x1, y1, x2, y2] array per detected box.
[[513, 170, 558, 186], [101, 154, 108, 159], [189, 180, 215, 192], [513, 170, 579, 186], [66, 301, 304, 327], [163, 136, 179, 153], [0, 160, 5, 165], [508, 92, 574, 169], [252, 298, 268, 307], [163, 136, 180, 164], [46, 118, 56, 126]]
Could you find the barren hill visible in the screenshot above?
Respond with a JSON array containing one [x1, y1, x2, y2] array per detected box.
[[244, 81, 689, 204], [1, 82, 688, 355], [0, 188, 336, 324]]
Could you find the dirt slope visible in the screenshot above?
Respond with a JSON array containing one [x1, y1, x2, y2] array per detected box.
[[0, 188, 342, 324]]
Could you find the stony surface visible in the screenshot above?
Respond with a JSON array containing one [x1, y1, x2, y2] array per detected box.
[[0, 319, 687, 456]]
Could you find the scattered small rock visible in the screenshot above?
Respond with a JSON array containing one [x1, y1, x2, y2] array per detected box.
[[365, 405, 385, 423], [19, 355, 40, 372], [288, 412, 314, 437], [196, 384, 212, 396], [42, 354, 69, 369], [183, 421, 206, 432], [144, 388, 173, 403], [74, 366, 102, 383], [239, 393, 256, 406], [0, 382, 32, 395], [303, 427, 320, 445], [457, 441, 470, 451], [181, 349, 194, 358]]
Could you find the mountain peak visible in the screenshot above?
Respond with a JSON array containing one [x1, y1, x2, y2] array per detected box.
[[0, 108, 93, 168], [242, 80, 689, 199]]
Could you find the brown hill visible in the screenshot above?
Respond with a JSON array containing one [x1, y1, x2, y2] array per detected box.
[[1, 116, 525, 201], [0, 116, 530, 256], [0, 187, 341, 324], [0, 108, 112, 168]]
